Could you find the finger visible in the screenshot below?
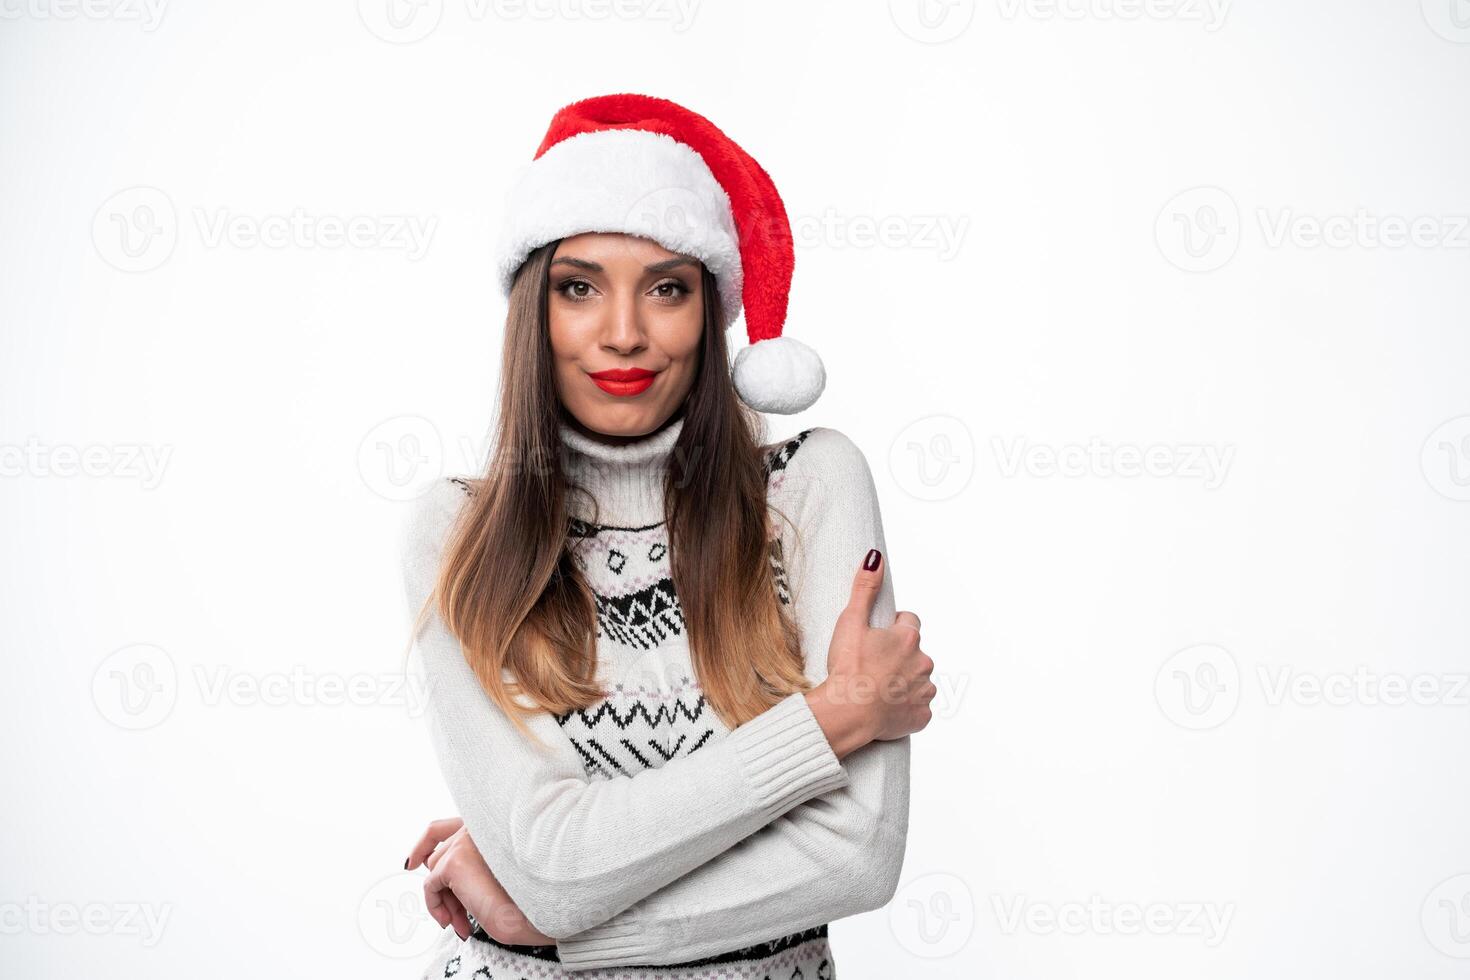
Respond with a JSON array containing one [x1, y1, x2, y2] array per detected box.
[[893, 610, 920, 634], [441, 889, 472, 942], [422, 865, 453, 931], [841, 549, 885, 631], [405, 817, 465, 870], [426, 827, 465, 872]]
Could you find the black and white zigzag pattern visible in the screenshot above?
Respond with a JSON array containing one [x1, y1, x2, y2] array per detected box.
[[554, 686, 715, 779], [769, 536, 792, 607], [568, 525, 686, 653], [449, 432, 814, 783], [763, 428, 815, 481], [448, 431, 813, 784], [454, 921, 834, 975]]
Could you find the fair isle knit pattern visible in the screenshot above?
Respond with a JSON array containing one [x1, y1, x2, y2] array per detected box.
[[402, 415, 909, 976], [417, 921, 833, 980], [445, 430, 812, 787]]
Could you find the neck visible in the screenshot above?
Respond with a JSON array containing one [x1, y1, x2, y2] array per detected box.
[[557, 414, 685, 527]]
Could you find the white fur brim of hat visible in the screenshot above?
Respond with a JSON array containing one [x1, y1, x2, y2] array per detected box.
[[494, 128, 745, 329]]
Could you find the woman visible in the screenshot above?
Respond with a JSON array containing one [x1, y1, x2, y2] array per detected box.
[[399, 94, 935, 977]]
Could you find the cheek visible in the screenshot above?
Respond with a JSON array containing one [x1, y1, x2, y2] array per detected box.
[[545, 312, 588, 401], [546, 304, 597, 359], [545, 304, 573, 355], [658, 305, 705, 359]]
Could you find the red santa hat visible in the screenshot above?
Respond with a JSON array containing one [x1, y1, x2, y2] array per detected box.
[[494, 93, 825, 415]]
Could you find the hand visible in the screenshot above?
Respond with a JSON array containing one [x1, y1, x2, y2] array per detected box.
[[806, 549, 934, 757], [405, 818, 555, 946]]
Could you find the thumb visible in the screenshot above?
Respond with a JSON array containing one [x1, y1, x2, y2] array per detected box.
[[839, 548, 884, 633]]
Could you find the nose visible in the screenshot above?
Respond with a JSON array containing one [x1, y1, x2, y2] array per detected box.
[[599, 286, 646, 356]]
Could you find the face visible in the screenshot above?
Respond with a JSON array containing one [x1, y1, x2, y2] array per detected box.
[[547, 232, 705, 444]]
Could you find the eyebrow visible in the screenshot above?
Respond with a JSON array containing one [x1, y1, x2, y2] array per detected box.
[[550, 256, 699, 274]]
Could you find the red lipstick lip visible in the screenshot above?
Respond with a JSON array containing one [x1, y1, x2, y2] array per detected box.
[[586, 367, 659, 397], [587, 368, 658, 381]]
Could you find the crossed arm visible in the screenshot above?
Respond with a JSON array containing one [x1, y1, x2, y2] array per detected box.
[[400, 427, 910, 970]]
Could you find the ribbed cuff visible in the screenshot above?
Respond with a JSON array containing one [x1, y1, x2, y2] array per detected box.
[[729, 690, 850, 822], [556, 918, 656, 970]]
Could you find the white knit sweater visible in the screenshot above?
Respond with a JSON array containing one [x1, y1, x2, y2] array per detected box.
[[400, 414, 910, 976]]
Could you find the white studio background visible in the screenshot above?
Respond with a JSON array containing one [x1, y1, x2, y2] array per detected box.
[[3, 2, 1469, 978]]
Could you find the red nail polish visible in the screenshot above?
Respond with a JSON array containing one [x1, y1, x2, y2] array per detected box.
[[864, 548, 881, 571]]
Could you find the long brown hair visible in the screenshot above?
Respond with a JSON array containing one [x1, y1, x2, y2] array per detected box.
[[413, 240, 808, 747]]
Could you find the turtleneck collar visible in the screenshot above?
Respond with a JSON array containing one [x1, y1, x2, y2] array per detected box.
[[557, 414, 685, 528]]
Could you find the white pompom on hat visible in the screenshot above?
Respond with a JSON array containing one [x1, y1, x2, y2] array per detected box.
[[494, 93, 825, 415]]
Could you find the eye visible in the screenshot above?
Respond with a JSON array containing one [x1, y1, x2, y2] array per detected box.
[[649, 279, 690, 302], [555, 278, 597, 302]]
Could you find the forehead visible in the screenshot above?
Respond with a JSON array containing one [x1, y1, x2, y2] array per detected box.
[[553, 232, 692, 266]]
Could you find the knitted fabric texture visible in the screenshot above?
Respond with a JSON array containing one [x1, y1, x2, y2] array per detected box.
[[401, 415, 910, 976]]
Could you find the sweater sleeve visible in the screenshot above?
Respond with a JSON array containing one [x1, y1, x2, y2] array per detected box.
[[400, 475, 852, 942], [554, 427, 911, 970]]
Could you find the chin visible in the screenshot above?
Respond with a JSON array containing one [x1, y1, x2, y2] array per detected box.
[[570, 403, 664, 438]]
